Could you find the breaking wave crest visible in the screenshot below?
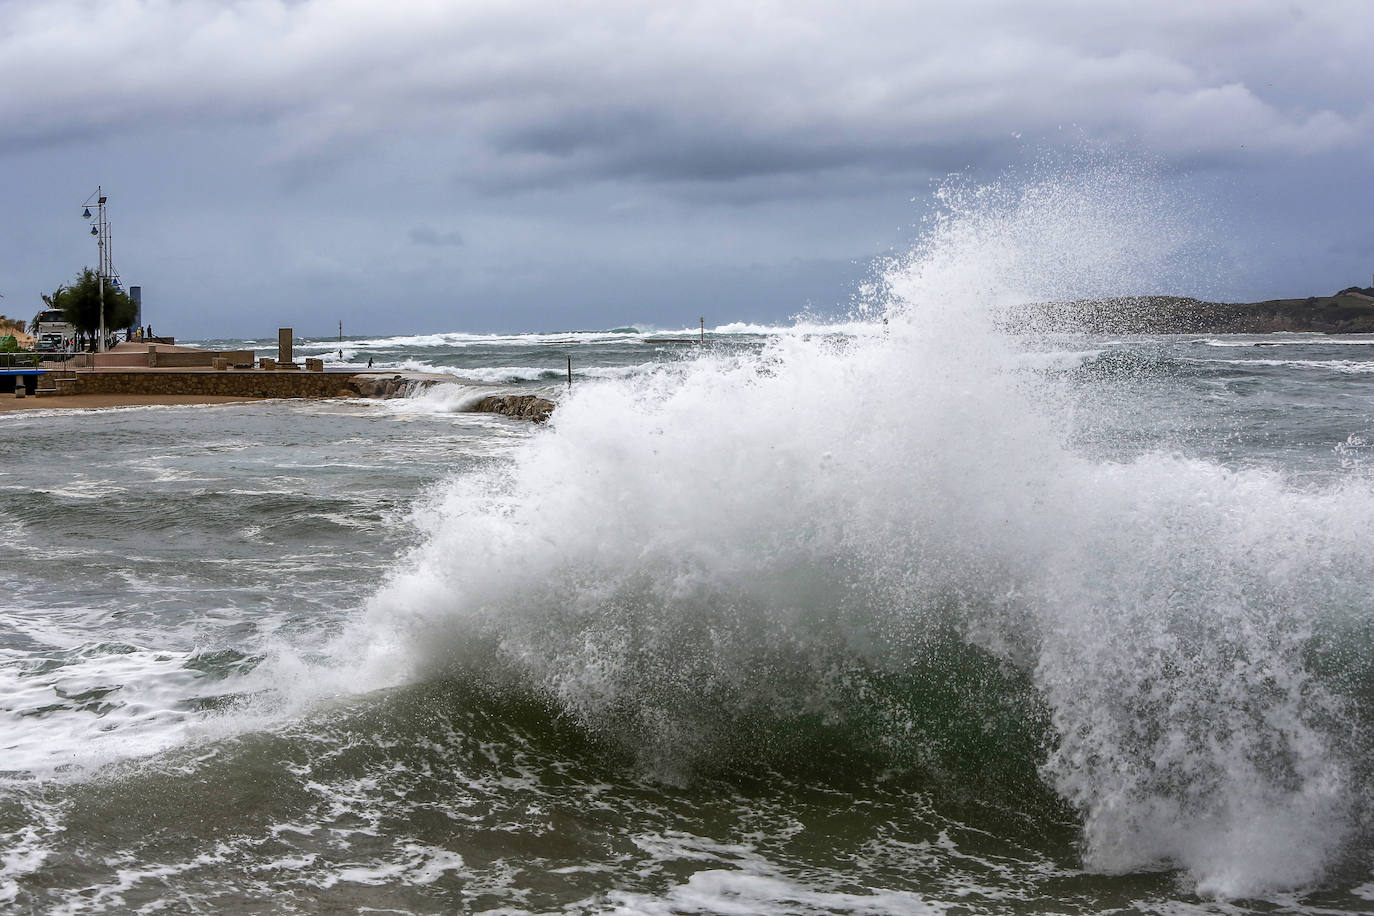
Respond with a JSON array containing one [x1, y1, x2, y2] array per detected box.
[[346, 167, 1374, 899]]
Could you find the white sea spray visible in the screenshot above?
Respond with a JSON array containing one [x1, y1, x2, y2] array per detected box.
[[355, 165, 1374, 898]]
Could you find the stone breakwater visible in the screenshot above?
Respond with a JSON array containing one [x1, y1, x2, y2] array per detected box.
[[347, 375, 416, 398], [468, 394, 556, 423], [348, 376, 555, 420], [70, 370, 356, 399], [57, 370, 557, 421]]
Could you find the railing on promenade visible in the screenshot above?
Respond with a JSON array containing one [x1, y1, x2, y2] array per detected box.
[[0, 352, 42, 369], [0, 353, 80, 394], [0, 352, 86, 369]]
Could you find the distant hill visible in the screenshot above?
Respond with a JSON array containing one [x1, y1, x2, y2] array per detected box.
[[1022, 288, 1374, 334]]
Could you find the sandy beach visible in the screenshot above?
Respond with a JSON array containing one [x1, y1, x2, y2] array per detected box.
[[0, 393, 260, 412]]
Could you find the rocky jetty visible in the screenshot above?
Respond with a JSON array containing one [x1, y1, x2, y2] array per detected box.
[[469, 394, 556, 423], [344, 374, 555, 422], [346, 374, 415, 398]]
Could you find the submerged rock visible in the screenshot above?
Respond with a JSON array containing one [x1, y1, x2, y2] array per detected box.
[[347, 375, 411, 398], [469, 394, 556, 423], [344, 375, 555, 422]]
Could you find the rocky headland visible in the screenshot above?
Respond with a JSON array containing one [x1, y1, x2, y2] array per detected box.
[[1022, 287, 1374, 334]]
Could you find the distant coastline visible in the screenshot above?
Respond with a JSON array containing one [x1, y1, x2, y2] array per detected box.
[[1024, 287, 1374, 334]]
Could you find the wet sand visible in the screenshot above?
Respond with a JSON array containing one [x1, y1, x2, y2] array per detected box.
[[0, 394, 261, 412]]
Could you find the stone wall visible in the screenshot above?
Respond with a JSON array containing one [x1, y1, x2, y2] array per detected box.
[[61, 370, 559, 421], [72, 370, 357, 399], [92, 353, 154, 368], [151, 350, 257, 368], [92, 349, 256, 369]]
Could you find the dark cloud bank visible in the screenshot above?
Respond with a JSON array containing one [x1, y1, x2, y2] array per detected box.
[[1, 0, 1369, 336]]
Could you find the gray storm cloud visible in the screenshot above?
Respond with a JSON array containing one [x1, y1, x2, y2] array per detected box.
[[0, 0, 1370, 335], [3, 0, 1367, 177]]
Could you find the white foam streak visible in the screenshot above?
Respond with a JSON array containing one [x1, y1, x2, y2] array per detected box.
[[1197, 357, 1374, 373], [280, 323, 834, 354], [384, 358, 667, 385], [375, 381, 519, 417], [1200, 336, 1374, 347], [609, 867, 941, 916], [0, 645, 232, 778]]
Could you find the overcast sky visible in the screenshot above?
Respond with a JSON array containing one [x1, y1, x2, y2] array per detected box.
[[2, 0, 1370, 338]]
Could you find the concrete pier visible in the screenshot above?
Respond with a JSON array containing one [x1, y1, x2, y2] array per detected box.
[[50, 367, 457, 400], [66, 368, 359, 398]]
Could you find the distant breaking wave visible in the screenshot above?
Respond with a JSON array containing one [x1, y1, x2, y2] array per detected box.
[[208, 320, 875, 355], [1195, 357, 1374, 374]]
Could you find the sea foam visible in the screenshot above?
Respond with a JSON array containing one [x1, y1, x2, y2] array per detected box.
[[352, 165, 1374, 899]]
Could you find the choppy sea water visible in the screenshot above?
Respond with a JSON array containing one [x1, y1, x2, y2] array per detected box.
[[5, 178, 1374, 914]]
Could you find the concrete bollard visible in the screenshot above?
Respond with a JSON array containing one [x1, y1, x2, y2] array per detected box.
[[14, 386, 25, 398], [212, 357, 229, 370], [304, 358, 324, 372], [260, 358, 277, 370]]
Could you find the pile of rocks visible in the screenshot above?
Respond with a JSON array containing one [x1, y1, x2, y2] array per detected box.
[[346, 375, 414, 398], [469, 394, 556, 423]]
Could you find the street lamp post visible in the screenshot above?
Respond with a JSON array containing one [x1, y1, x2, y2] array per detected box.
[[81, 186, 110, 353]]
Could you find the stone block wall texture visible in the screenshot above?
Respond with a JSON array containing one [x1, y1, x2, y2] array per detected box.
[[152, 350, 256, 368], [72, 371, 357, 399], [93, 354, 153, 368], [94, 349, 256, 369], [58, 372, 559, 422]]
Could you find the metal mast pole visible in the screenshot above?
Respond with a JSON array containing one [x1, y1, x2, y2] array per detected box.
[[96, 187, 106, 353]]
